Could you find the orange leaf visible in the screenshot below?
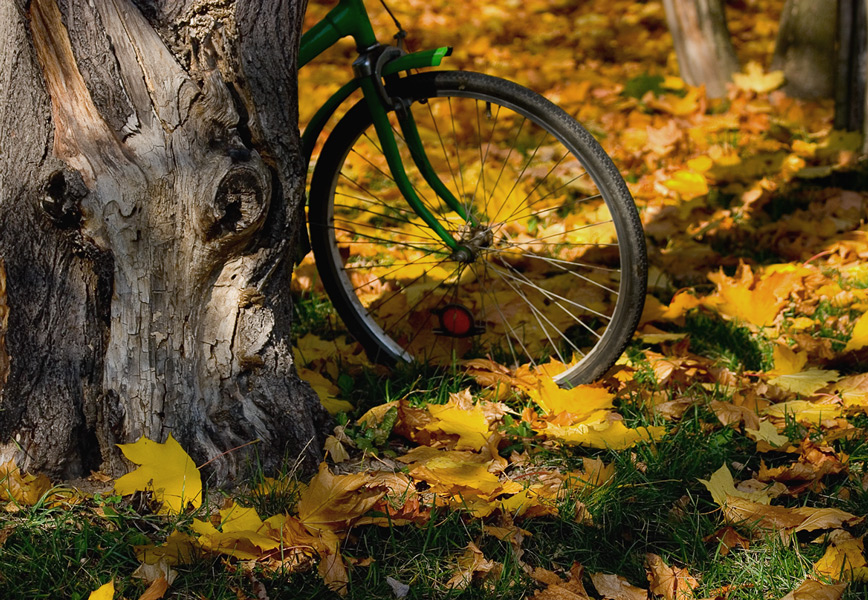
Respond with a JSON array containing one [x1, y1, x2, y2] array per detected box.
[[137, 577, 168, 600]]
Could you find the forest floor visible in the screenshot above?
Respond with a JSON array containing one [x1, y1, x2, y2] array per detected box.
[[4, 0, 868, 599]]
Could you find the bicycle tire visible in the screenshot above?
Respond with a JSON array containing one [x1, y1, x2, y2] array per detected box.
[[309, 71, 646, 387]]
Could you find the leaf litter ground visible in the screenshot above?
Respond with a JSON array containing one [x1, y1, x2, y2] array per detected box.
[[3, 0, 868, 598]]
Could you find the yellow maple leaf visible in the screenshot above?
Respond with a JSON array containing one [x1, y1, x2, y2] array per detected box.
[[192, 503, 281, 560], [526, 378, 615, 419], [698, 464, 775, 507], [87, 581, 114, 600], [769, 344, 808, 376], [538, 419, 664, 450], [499, 486, 546, 517], [844, 311, 868, 352], [114, 435, 202, 514], [410, 455, 504, 497], [764, 400, 842, 425], [814, 529, 868, 581], [706, 274, 776, 328], [646, 88, 701, 116], [136, 530, 199, 566], [744, 420, 789, 448], [357, 401, 399, 427], [769, 369, 840, 396], [663, 169, 709, 200], [732, 61, 784, 93], [424, 399, 491, 451]]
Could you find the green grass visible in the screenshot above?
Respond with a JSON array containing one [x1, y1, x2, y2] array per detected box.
[[3, 354, 867, 599], [683, 313, 773, 372]]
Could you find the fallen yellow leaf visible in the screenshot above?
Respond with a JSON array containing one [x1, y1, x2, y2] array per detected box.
[[192, 503, 281, 560], [425, 397, 491, 451], [663, 169, 709, 200], [297, 367, 353, 414], [844, 311, 868, 352], [769, 344, 808, 376], [538, 419, 665, 450], [136, 576, 169, 600], [732, 61, 784, 93], [814, 529, 867, 581], [763, 400, 842, 425], [526, 378, 615, 419], [699, 464, 775, 507], [768, 369, 840, 396], [744, 420, 790, 448], [87, 581, 114, 600], [114, 435, 202, 514]]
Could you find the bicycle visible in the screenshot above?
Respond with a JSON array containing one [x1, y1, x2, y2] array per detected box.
[[300, 0, 647, 387]]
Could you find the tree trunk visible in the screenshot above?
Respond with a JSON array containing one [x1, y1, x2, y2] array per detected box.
[[663, 0, 739, 98], [772, 0, 838, 99], [864, 0, 868, 154], [0, 0, 330, 483], [835, 0, 867, 135]]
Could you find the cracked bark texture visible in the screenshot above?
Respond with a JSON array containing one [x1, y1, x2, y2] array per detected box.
[[0, 0, 330, 483]]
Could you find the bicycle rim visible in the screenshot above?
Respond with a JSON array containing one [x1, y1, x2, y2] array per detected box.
[[310, 72, 646, 386]]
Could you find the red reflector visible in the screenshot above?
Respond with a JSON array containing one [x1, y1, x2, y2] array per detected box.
[[440, 305, 473, 336]]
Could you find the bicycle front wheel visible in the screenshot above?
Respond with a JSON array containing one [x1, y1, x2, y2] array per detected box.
[[309, 71, 646, 387]]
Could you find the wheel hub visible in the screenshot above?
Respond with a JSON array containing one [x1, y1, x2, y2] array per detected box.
[[452, 223, 495, 262]]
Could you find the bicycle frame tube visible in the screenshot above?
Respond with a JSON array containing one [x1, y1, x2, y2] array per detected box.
[[358, 77, 459, 250], [299, 0, 377, 68], [299, 0, 467, 250]]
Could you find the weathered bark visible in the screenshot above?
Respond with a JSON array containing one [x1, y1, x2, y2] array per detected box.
[[663, 0, 739, 98], [835, 0, 867, 135], [0, 0, 330, 483], [772, 0, 838, 99]]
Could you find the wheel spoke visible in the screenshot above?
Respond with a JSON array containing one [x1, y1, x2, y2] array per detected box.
[[309, 73, 645, 387]]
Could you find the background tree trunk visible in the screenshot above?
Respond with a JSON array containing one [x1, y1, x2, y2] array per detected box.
[[772, 0, 838, 99], [0, 0, 330, 483], [835, 0, 867, 137], [663, 0, 739, 98]]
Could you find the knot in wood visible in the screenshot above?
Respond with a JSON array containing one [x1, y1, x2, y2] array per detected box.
[[208, 165, 268, 239], [41, 168, 87, 229]]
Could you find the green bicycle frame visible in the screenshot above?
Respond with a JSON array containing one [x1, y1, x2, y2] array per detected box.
[[298, 0, 470, 251]]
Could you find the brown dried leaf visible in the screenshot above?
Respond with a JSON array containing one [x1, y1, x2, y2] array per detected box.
[[589, 572, 648, 600], [703, 526, 750, 556], [722, 496, 862, 534], [0, 460, 52, 506], [645, 553, 698, 600], [297, 463, 388, 533], [445, 542, 502, 589], [780, 579, 847, 600]]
